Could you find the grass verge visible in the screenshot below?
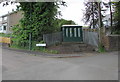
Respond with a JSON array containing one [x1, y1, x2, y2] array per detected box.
[[10, 44, 59, 54]]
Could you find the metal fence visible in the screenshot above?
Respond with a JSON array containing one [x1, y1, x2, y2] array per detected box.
[[43, 32, 62, 46], [83, 30, 99, 47], [43, 30, 99, 47]]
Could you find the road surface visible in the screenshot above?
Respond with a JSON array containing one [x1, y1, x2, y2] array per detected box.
[[1, 47, 118, 80]]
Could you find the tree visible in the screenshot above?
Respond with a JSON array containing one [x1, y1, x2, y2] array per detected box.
[[83, 1, 109, 29], [83, 1, 111, 51], [18, 2, 58, 40], [55, 18, 76, 31], [6, 2, 67, 48], [112, 1, 120, 34], [83, 2, 99, 28]]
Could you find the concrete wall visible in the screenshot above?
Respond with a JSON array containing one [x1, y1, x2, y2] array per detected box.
[[43, 32, 62, 46], [83, 29, 99, 47]]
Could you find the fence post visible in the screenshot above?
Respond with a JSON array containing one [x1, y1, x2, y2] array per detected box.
[[29, 33, 32, 50]]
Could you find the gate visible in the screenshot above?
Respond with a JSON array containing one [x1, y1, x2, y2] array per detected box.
[[62, 25, 83, 42]]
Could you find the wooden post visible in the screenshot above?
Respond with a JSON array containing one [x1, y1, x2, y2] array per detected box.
[[29, 33, 32, 50]]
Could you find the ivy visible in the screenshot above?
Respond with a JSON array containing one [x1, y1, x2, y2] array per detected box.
[[11, 2, 77, 49], [12, 2, 58, 45], [11, 2, 68, 48]]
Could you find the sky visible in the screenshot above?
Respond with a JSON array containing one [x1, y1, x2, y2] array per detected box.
[[0, 0, 85, 25], [59, 0, 84, 25]]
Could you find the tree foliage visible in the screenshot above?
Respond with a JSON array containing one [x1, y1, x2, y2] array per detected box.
[[112, 1, 120, 34], [10, 2, 66, 47], [55, 18, 76, 31], [19, 2, 59, 40], [83, 2, 99, 28]]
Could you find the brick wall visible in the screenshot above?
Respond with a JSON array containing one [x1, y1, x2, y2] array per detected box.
[[102, 35, 120, 51]]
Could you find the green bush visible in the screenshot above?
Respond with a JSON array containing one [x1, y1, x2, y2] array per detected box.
[[98, 44, 106, 53]]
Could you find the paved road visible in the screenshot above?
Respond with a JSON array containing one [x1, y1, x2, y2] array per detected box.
[[2, 47, 118, 80], [0, 45, 2, 81]]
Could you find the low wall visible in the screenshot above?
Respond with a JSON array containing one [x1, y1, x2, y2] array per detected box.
[[43, 32, 62, 46], [0, 37, 11, 44], [102, 35, 120, 51], [83, 29, 99, 47]]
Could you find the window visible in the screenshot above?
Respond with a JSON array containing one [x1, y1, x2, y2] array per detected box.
[[3, 17, 7, 20], [0, 18, 2, 21], [3, 26, 6, 30], [0, 26, 2, 31]]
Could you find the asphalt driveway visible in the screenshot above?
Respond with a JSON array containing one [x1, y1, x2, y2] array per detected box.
[[1, 47, 118, 80]]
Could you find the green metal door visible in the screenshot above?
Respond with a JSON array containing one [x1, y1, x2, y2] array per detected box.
[[62, 25, 83, 42]]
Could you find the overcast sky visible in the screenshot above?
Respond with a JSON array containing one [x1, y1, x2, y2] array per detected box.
[[0, 0, 85, 25]]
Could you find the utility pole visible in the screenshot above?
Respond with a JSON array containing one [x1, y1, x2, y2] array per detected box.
[[92, 2, 95, 29], [98, 2, 103, 44], [98, 2, 102, 28], [109, 0, 112, 33]]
